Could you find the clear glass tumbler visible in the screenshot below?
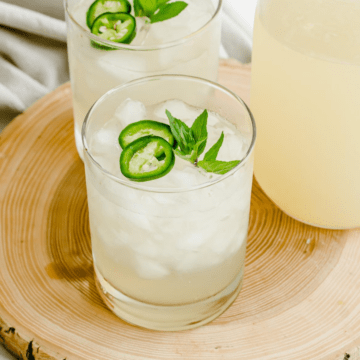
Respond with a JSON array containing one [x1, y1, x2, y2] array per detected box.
[[65, 0, 222, 158], [82, 75, 256, 331]]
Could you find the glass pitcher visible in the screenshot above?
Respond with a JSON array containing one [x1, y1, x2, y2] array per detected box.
[[250, 0, 360, 229]]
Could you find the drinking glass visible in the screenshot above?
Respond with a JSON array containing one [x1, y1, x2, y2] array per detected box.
[[82, 75, 256, 330], [65, 0, 222, 157]]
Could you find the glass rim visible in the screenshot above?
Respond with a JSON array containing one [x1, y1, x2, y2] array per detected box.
[[82, 74, 256, 194], [65, 0, 223, 51]]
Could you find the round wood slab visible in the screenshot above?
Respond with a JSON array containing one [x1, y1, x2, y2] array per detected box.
[[1, 60, 360, 360]]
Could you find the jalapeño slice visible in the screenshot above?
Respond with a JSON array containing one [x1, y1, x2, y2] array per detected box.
[[119, 120, 175, 149], [86, 0, 131, 28], [120, 136, 175, 182], [91, 13, 136, 44]]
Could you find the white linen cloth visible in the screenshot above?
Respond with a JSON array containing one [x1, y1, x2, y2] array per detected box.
[[0, 0, 254, 358], [0, 1, 69, 131]]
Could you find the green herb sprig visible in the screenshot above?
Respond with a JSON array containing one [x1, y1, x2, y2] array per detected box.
[[134, 0, 188, 23], [166, 109, 241, 175]]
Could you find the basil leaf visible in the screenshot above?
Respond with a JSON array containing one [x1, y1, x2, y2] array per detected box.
[[166, 110, 195, 154], [190, 138, 207, 163], [198, 160, 241, 175], [133, 0, 145, 16], [174, 148, 192, 161], [157, 0, 171, 5], [191, 109, 208, 157], [203, 132, 224, 161], [139, 0, 157, 14], [150, 1, 188, 23]]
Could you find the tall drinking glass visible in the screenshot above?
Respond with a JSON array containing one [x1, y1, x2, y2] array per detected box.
[[65, 0, 222, 157], [82, 75, 256, 331]]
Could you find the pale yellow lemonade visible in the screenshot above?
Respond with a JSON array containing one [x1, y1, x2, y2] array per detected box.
[[251, 0, 360, 228]]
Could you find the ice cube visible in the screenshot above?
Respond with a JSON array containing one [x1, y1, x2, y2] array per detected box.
[[217, 134, 244, 160], [226, 226, 248, 255], [203, 125, 223, 153], [176, 230, 209, 251], [149, 191, 178, 205], [135, 256, 170, 279], [120, 208, 153, 231], [215, 121, 236, 136], [185, 166, 213, 185], [154, 100, 201, 124], [144, 0, 213, 42], [103, 114, 123, 132], [207, 111, 220, 127], [90, 128, 119, 153], [92, 215, 131, 248], [208, 221, 240, 254], [175, 250, 220, 273], [114, 98, 147, 127], [97, 50, 148, 78], [90, 128, 121, 174], [132, 239, 159, 258], [174, 252, 199, 273], [147, 172, 178, 189], [166, 168, 198, 188], [92, 153, 119, 174]]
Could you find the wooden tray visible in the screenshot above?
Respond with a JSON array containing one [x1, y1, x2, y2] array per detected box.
[[1, 60, 360, 360]]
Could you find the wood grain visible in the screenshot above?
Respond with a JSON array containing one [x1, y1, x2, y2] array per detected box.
[[1, 59, 360, 360]]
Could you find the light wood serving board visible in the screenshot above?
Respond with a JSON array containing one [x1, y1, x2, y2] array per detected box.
[[1, 60, 360, 360]]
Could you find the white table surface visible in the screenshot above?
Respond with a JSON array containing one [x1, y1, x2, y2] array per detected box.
[[0, 0, 258, 359]]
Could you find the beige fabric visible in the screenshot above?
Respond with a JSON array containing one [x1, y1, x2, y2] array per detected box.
[[0, 2, 69, 131]]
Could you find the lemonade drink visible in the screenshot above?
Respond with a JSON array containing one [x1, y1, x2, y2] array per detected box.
[[82, 76, 256, 330], [65, 0, 222, 157], [250, 0, 360, 228]]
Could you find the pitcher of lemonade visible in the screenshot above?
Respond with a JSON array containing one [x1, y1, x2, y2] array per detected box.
[[250, 0, 360, 229]]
